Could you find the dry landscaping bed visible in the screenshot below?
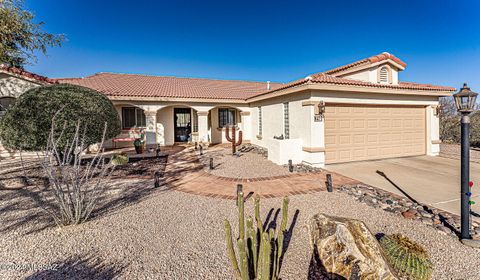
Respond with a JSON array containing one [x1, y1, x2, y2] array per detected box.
[[0, 181, 479, 279], [199, 144, 321, 179]]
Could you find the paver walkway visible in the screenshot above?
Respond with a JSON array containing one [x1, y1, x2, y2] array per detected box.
[[164, 146, 358, 199]]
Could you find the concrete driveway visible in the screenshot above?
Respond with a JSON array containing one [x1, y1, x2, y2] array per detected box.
[[326, 156, 480, 219]]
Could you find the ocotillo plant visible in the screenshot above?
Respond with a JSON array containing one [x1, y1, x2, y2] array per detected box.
[[224, 190, 289, 280], [225, 125, 243, 154]]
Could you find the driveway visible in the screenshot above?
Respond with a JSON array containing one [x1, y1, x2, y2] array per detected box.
[[326, 156, 480, 219]]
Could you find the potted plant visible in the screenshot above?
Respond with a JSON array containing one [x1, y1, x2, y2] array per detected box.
[[134, 138, 144, 154]]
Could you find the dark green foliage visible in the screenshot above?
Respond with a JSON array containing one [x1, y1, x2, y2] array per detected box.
[[379, 234, 433, 280], [0, 84, 121, 151], [224, 190, 289, 280]]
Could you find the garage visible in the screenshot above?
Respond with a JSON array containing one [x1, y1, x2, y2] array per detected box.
[[324, 104, 426, 164]]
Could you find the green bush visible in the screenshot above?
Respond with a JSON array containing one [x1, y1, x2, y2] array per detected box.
[[0, 84, 121, 151]]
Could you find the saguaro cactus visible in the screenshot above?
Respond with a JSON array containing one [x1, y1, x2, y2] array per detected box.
[[224, 188, 290, 280], [225, 125, 243, 154]]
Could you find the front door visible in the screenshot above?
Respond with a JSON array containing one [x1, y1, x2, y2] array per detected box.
[[174, 108, 191, 142]]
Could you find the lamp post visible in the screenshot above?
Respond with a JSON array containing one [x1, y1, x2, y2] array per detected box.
[[453, 83, 478, 241]]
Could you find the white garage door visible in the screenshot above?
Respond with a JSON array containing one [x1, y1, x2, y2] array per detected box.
[[325, 104, 426, 164]]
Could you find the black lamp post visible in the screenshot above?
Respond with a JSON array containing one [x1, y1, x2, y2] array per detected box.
[[453, 83, 478, 241]]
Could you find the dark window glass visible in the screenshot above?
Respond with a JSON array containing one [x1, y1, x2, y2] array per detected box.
[[122, 107, 146, 129], [218, 108, 236, 127]]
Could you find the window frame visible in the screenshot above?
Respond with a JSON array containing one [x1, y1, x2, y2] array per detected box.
[[121, 107, 146, 129], [218, 108, 237, 128]]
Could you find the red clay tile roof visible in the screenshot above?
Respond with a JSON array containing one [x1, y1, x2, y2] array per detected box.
[[251, 73, 456, 99], [58, 52, 455, 101], [57, 73, 283, 100], [0, 64, 57, 84], [324, 52, 407, 75]]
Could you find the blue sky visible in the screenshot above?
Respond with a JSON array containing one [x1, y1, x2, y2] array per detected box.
[[25, 0, 480, 90]]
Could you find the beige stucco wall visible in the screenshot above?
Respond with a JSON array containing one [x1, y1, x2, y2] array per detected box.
[[0, 73, 42, 98]]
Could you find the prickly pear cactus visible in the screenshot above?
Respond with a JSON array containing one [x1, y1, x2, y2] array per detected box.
[[111, 153, 129, 165], [379, 234, 433, 280]]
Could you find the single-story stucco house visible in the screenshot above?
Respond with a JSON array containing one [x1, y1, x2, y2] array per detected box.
[[0, 52, 456, 166]]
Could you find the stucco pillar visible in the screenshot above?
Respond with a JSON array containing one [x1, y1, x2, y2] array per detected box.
[[240, 111, 251, 141], [427, 105, 440, 156], [144, 110, 157, 147], [301, 100, 326, 167], [197, 111, 209, 144]]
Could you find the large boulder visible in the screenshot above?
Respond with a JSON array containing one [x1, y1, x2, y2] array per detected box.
[[307, 213, 398, 280]]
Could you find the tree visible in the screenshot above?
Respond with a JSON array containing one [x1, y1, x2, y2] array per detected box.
[[0, 0, 64, 68], [0, 84, 121, 151]]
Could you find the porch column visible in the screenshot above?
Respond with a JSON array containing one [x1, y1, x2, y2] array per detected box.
[[197, 111, 209, 144], [240, 111, 251, 141], [144, 110, 157, 147]]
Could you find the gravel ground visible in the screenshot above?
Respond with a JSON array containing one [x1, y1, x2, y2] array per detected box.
[[440, 143, 480, 163], [200, 146, 291, 178], [1, 180, 479, 279]]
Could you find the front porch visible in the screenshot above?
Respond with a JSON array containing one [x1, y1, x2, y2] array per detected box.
[[107, 102, 252, 149]]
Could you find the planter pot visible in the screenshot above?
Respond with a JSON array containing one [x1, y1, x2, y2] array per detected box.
[[134, 145, 144, 154]]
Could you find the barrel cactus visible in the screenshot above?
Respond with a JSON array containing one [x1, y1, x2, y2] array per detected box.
[[224, 188, 289, 280], [111, 153, 129, 166], [379, 234, 433, 280]]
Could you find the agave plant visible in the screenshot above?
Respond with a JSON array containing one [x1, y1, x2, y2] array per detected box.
[[224, 188, 289, 280]]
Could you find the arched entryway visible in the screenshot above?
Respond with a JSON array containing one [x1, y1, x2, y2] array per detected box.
[[156, 105, 198, 146]]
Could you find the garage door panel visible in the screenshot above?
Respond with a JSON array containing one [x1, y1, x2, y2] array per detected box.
[[325, 104, 426, 164]]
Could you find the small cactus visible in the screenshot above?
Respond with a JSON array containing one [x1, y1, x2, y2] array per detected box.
[[224, 188, 289, 280], [379, 234, 433, 280], [225, 125, 242, 155], [111, 153, 129, 165]]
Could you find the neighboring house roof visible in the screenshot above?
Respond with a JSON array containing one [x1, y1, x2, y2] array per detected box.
[[56, 52, 456, 101], [57, 73, 283, 100], [0, 64, 57, 84]]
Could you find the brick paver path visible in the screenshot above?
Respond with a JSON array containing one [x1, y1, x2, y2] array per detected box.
[[163, 147, 358, 199]]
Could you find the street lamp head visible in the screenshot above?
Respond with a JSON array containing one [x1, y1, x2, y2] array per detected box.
[[454, 83, 478, 114]]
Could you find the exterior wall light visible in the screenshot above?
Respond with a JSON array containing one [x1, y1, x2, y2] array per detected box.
[[314, 101, 325, 122]]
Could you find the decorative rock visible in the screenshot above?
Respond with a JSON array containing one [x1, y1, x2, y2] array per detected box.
[[307, 213, 398, 280], [401, 209, 418, 219]]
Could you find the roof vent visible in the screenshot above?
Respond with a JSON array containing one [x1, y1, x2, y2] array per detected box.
[[267, 81, 271, 90]]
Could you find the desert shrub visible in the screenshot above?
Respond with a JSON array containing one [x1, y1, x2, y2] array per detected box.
[[439, 96, 480, 147], [0, 84, 121, 151], [30, 117, 115, 226], [224, 188, 289, 279], [379, 234, 433, 280]]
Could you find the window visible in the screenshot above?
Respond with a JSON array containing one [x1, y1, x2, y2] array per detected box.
[[192, 110, 198, 132], [218, 108, 236, 128], [122, 107, 146, 129], [379, 67, 389, 83], [283, 102, 289, 139], [258, 106, 262, 136]]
